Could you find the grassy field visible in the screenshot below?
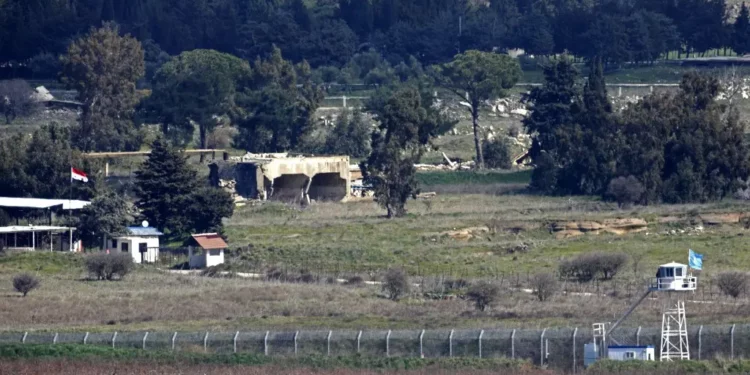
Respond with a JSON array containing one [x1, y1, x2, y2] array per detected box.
[[3, 176, 750, 333], [2, 344, 750, 374]]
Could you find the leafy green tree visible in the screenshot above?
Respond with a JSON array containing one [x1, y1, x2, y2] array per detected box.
[[77, 188, 134, 248], [733, 3, 750, 55], [234, 47, 323, 152], [324, 109, 372, 158], [361, 87, 448, 218], [0, 79, 40, 124], [437, 51, 522, 169], [482, 139, 513, 169], [187, 186, 235, 234], [60, 23, 145, 151], [146, 49, 251, 152]]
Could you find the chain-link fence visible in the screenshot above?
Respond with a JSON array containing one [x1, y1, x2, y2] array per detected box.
[[2, 324, 750, 371]]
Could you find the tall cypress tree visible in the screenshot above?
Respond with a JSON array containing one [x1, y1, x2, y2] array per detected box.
[[134, 137, 200, 238], [523, 57, 579, 194], [566, 57, 618, 195]]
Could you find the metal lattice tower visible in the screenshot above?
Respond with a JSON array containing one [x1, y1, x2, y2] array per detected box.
[[660, 300, 690, 361]]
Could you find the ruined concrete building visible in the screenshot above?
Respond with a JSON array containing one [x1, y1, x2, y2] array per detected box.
[[209, 153, 351, 203]]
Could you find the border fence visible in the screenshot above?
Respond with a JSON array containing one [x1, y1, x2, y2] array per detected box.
[[1, 324, 748, 372]]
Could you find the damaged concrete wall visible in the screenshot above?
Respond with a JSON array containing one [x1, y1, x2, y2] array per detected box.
[[210, 155, 351, 203]]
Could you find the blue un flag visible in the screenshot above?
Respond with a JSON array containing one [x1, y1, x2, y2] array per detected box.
[[689, 249, 703, 270]]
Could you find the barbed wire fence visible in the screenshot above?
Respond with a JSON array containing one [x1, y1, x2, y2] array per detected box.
[[1, 325, 748, 372]]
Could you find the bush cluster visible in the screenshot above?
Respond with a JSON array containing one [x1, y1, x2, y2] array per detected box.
[[382, 268, 409, 300], [530, 273, 558, 302], [265, 268, 320, 284], [466, 281, 499, 311], [716, 271, 747, 299], [85, 253, 134, 281], [12, 273, 40, 297], [559, 252, 628, 282]]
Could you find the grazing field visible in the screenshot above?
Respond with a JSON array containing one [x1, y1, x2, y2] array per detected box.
[[3, 178, 750, 334]]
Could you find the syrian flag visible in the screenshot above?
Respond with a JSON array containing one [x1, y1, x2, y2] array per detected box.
[[71, 167, 88, 183]]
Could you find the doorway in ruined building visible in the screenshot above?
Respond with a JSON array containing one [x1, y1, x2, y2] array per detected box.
[[270, 174, 308, 203], [308, 173, 347, 201]]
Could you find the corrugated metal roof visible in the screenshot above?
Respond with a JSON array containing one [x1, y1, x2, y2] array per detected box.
[[191, 233, 228, 250], [125, 227, 163, 236], [0, 197, 90, 210], [0, 226, 75, 233]]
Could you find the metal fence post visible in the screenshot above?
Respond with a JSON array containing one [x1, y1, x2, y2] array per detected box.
[[83, 332, 89, 345], [478, 330, 484, 358], [233, 331, 240, 354], [419, 330, 425, 358], [294, 331, 299, 356], [698, 325, 703, 360], [572, 327, 578, 374], [636, 326, 641, 346], [203, 332, 209, 353], [386, 330, 391, 357], [264, 331, 270, 356], [511, 329, 516, 359], [53, 333, 58, 344], [449, 330, 454, 358], [21, 332, 27, 344], [731, 324, 736, 360], [540, 328, 547, 366], [357, 331, 362, 353], [327, 331, 332, 356], [112, 332, 118, 349], [142, 332, 149, 350], [171, 332, 177, 351]]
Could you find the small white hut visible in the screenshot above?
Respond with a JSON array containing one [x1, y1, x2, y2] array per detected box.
[[111, 224, 162, 264], [189, 233, 228, 269]]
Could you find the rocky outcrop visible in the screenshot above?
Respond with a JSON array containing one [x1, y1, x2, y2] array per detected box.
[[552, 219, 648, 239]]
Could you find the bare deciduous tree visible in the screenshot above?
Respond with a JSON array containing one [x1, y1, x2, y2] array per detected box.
[[531, 273, 558, 302], [13, 273, 40, 297], [717, 271, 747, 299]]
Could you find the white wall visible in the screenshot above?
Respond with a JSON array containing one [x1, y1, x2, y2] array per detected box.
[[113, 236, 160, 264], [189, 249, 225, 269], [608, 347, 654, 361], [206, 249, 225, 268]]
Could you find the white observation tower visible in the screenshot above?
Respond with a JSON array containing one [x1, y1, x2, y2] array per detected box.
[[589, 261, 697, 364]]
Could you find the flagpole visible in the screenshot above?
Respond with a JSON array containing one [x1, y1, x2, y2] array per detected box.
[[69, 129, 73, 252]]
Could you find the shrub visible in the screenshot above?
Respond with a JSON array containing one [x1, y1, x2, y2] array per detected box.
[[530, 273, 557, 302], [466, 281, 500, 311], [85, 253, 134, 281], [382, 268, 409, 300], [606, 176, 645, 208], [716, 271, 747, 299], [559, 252, 628, 282], [482, 139, 512, 169], [345, 276, 364, 286], [12, 273, 40, 297]]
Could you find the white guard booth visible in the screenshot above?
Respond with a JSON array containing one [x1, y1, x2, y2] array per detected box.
[[111, 227, 163, 264], [189, 233, 228, 269], [607, 345, 655, 361], [584, 344, 655, 367], [650, 262, 697, 291]]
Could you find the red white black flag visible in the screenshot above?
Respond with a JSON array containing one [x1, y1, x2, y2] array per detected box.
[[71, 167, 88, 183]]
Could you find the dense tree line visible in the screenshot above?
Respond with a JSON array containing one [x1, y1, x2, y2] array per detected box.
[[2, 0, 748, 78], [525, 57, 750, 204]]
